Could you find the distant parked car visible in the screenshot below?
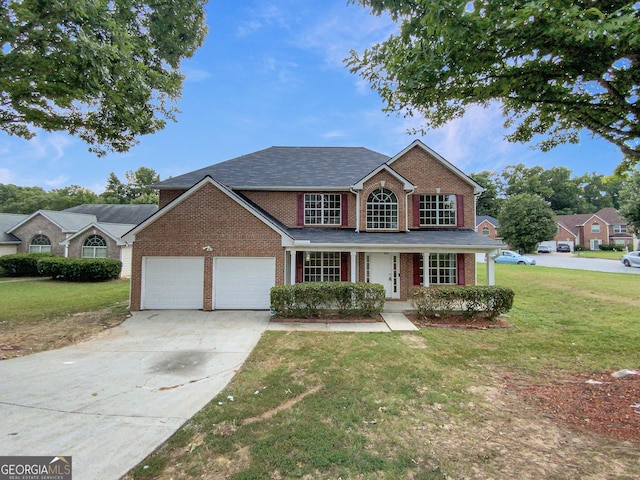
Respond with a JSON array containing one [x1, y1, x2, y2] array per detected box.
[[621, 251, 640, 267], [494, 250, 537, 265], [537, 244, 552, 253], [556, 243, 571, 253]]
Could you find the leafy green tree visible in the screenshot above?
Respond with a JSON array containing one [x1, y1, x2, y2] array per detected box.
[[470, 171, 502, 217], [619, 171, 640, 235], [576, 173, 614, 212], [540, 167, 588, 214], [500, 165, 553, 199], [1, 0, 207, 155], [0, 184, 48, 213], [46, 185, 99, 210], [100, 167, 159, 204], [348, 1, 640, 171], [498, 194, 557, 253]]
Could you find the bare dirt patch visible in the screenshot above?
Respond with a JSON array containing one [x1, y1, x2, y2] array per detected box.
[[0, 307, 129, 359]]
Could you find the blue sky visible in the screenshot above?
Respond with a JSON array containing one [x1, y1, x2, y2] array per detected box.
[[0, 0, 625, 193]]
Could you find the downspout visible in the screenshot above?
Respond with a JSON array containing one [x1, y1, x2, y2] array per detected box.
[[350, 187, 360, 232], [405, 187, 416, 232]]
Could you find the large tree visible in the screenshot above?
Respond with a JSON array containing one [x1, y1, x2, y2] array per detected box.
[[498, 194, 557, 253], [470, 171, 501, 217], [0, 0, 207, 155], [619, 171, 640, 235], [348, 1, 640, 171], [100, 166, 159, 204]]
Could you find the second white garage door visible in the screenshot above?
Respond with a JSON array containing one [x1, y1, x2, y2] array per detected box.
[[214, 257, 275, 309], [142, 257, 204, 310]]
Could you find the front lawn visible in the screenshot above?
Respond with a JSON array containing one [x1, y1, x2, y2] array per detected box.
[[0, 279, 130, 358], [126, 266, 640, 480], [575, 250, 629, 260]]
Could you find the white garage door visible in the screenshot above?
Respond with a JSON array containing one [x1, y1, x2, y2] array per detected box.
[[142, 257, 204, 309], [214, 257, 275, 309]]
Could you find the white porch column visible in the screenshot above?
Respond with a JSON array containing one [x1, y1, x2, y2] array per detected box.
[[486, 251, 496, 286], [350, 251, 357, 282], [422, 252, 429, 286], [290, 250, 297, 285]]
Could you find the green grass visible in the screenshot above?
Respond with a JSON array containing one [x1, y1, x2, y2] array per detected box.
[[0, 279, 130, 323], [574, 250, 627, 260], [128, 265, 640, 480]]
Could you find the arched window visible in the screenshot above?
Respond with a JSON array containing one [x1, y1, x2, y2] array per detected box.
[[481, 226, 490, 236], [82, 235, 107, 258], [29, 234, 51, 253], [591, 222, 600, 233], [366, 188, 398, 230]]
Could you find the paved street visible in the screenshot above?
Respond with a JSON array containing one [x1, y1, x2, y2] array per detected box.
[[532, 253, 640, 275]]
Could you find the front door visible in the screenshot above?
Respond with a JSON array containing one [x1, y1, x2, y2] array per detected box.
[[367, 253, 400, 299]]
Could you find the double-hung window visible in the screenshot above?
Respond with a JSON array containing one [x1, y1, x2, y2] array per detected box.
[[304, 194, 341, 225], [614, 224, 627, 233], [303, 252, 340, 282], [429, 253, 457, 285], [420, 194, 456, 226]]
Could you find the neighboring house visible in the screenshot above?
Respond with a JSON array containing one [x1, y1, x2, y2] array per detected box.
[[476, 215, 500, 240], [125, 140, 504, 311], [0, 213, 28, 256], [0, 204, 158, 277], [554, 207, 635, 251]]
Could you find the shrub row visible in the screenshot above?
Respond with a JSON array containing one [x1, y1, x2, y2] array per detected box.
[[598, 244, 627, 252], [411, 285, 515, 320], [37, 257, 122, 282], [0, 253, 58, 276], [270, 282, 386, 318]]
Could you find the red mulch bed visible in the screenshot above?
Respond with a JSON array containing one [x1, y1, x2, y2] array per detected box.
[[407, 313, 512, 330], [510, 371, 640, 443]]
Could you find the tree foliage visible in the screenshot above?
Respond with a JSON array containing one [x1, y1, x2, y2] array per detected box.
[[619, 171, 640, 235], [498, 194, 557, 253], [470, 171, 501, 217], [101, 166, 160, 204], [0, 0, 207, 155], [348, 1, 640, 171]]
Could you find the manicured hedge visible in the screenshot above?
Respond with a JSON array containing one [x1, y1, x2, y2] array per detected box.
[[411, 285, 514, 320], [270, 282, 386, 318], [37, 257, 122, 282], [0, 253, 58, 277]]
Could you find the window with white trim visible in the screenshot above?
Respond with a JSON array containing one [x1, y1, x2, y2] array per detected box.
[[366, 188, 398, 229], [614, 224, 627, 233], [591, 222, 600, 233], [420, 194, 456, 226], [304, 194, 341, 225], [303, 252, 340, 282], [82, 235, 107, 258], [481, 226, 490, 235], [429, 253, 457, 285], [29, 234, 51, 253]]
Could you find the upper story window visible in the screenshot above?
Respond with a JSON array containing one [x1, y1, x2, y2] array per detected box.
[[481, 226, 490, 235], [366, 188, 398, 230], [614, 224, 627, 233], [82, 235, 107, 258], [420, 194, 456, 226], [591, 222, 600, 233], [304, 193, 341, 225], [29, 234, 51, 253]]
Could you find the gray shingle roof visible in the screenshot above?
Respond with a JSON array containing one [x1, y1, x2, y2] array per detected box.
[[476, 215, 499, 227], [0, 213, 28, 243], [64, 204, 158, 225], [154, 146, 391, 189], [288, 228, 504, 249]]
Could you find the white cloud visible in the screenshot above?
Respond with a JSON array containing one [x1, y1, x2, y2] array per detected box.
[[183, 67, 212, 82], [236, 3, 290, 37], [0, 167, 13, 183], [322, 130, 347, 139], [43, 175, 70, 188]]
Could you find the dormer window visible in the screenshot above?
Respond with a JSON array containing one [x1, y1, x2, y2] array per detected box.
[[304, 193, 341, 225], [366, 188, 398, 230]]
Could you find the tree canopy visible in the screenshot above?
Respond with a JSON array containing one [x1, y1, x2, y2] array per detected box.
[[0, 0, 207, 155], [619, 171, 640, 235], [498, 194, 557, 253], [348, 1, 640, 171]]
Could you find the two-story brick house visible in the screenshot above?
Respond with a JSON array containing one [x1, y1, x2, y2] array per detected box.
[[554, 207, 634, 251], [125, 140, 504, 310]]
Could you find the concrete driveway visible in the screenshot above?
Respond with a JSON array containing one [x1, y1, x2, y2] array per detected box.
[[0, 310, 270, 480]]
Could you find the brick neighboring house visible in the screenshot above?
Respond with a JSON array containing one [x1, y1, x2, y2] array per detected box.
[[0, 204, 157, 277], [476, 215, 500, 240], [125, 140, 504, 311], [554, 207, 635, 251]]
